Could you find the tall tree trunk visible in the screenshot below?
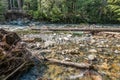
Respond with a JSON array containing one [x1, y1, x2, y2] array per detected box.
[[17, 0, 22, 10], [38, 0, 42, 19], [8, 0, 10, 9], [13, 0, 16, 9], [9, 0, 12, 10]]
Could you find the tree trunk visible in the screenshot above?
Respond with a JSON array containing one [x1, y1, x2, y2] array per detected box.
[[9, 0, 12, 10], [13, 0, 16, 9], [17, 0, 22, 10]]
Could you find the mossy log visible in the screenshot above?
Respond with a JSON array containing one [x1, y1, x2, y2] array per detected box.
[[31, 28, 120, 32]]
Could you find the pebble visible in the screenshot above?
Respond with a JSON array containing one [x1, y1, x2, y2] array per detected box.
[[79, 44, 85, 47], [63, 37, 69, 41], [97, 45, 103, 48], [88, 54, 96, 60], [20, 41, 27, 48], [105, 45, 109, 47], [36, 42, 41, 48], [90, 39, 96, 44], [116, 44, 120, 47], [114, 50, 120, 54], [53, 33, 56, 36], [88, 49, 97, 53], [64, 57, 71, 61], [67, 34, 72, 38], [62, 51, 65, 55], [44, 41, 55, 47]]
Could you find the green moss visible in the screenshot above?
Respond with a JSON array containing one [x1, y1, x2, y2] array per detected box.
[[34, 37, 44, 42], [72, 32, 84, 36], [16, 30, 40, 35]]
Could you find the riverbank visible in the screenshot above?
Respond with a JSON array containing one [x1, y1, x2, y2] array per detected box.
[[0, 23, 120, 31]]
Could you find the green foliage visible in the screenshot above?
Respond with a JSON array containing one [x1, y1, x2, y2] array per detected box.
[[0, 0, 7, 21], [34, 0, 119, 23], [0, 0, 120, 23], [107, 0, 120, 22]]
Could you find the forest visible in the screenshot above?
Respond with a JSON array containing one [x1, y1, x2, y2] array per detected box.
[[0, 0, 120, 24]]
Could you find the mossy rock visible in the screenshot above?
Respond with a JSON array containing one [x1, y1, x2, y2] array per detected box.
[[34, 37, 44, 42]]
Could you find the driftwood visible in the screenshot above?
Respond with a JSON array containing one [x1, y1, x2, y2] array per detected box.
[[22, 38, 35, 43], [30, 48, 91, 69], [2, 32, 21, 46], [34, 54, 91, 69], [0, 29, 32, 79], [39, 50, 52, 53]]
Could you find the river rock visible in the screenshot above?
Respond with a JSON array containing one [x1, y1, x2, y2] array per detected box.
[[90, 39, 96, 44], [44, 41, 55, 48], [116, 44, 120, 47], [64, 57, 71, 61], [67, 34, 72, 38], [36, 42, 40, 47], [88, 49, 97, 53], [114, 50, 120, 54], [87, 54, 96, 60], [97, 44, 103, 48], [79, 44, 85, 47]]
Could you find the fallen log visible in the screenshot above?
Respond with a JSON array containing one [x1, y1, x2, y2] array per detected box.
[[22, 38, 35, 43], [34, 54, 92, 69], [101, 32, 120, 35], [31, 28, 120, 32]]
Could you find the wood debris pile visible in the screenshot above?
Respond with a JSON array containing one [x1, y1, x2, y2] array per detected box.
[[0, 29, 32, 80], [96, 32, 120, 38]]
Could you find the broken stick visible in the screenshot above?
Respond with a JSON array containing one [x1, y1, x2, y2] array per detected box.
[[3, 62, 27, 80]]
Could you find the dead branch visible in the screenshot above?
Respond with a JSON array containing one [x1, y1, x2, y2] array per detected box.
[[39, 50, 52, 53], [3, 62, 27, 80], [0, 29, 32, 79], [34, 54, 91, 69]]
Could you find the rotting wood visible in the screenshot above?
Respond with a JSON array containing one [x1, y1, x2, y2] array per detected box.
[[31, 28, 120, 32], [39, 50, 52, 53], [0, 29, 32, 80], [34, 54, 92, 69], [30, 49, 90, 69]]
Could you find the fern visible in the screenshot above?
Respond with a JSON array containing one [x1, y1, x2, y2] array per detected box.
[[107, 0, 120, 21]]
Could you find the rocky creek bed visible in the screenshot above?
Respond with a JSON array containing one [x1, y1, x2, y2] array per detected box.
[[17, 29, 120, 80], [0, 24, 120, 80]]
